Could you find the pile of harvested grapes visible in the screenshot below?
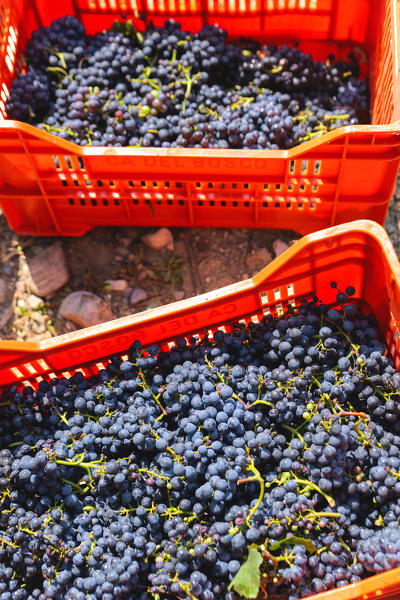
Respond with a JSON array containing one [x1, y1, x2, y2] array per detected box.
[[6, 16, 368, 149], [1, 284, 400, 599]]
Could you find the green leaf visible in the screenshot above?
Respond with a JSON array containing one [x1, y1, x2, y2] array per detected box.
[[375, 514, 384, 527], [269, 536, 317, 554], [229, 546, 262, 599]]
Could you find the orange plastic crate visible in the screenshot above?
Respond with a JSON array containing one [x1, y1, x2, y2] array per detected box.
[[0, 1, 400, 235], [1, 220, 400, 599], [0, 219, 399, 383]]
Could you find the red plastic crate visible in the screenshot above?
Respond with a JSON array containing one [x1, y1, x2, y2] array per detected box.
[[1, 219, 400, 599], [0, 1, 400, 235]]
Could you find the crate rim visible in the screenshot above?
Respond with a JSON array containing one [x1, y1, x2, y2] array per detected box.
[[3, 120, 400, 158]]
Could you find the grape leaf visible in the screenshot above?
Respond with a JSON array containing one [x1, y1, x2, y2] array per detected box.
[[229, 546, 262, 599], [269, 536, 317, 554]]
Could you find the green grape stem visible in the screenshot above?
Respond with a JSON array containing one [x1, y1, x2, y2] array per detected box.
[[237, 461, 265, 526], [291, 472, 336, 508]]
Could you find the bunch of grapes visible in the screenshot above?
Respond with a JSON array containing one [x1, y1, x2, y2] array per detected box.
[[6, 16, 368, 149], [1, 284, 400, 599]]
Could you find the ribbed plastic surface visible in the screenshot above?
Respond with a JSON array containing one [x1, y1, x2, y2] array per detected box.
[[1, 219, 400, 597], [0, 1, 400, 235]]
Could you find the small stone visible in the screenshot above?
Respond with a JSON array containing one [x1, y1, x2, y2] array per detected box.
[[59, 291, 114, 329], [130, 288, 148, 306], [142, 228, 174, 251], [105, 279, 128, 292], [27, 294, 43, 310], [174, 290, 185, 301], [27, 242, 69, 297], [273, 239, 289, 258]]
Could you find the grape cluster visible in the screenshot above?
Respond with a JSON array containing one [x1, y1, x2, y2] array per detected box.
[[1, 285, 400, 600], [357, 525, 400, 573], [6, 16, 368, 149], [6, 69, 51, 123]]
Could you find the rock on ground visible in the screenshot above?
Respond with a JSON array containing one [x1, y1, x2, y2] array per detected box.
[[27, 294, 43, 310], [105, 279, 128, 292], [142, 228, 174, 251], [130, 288, 148, 306], [59, 291, 114, 329], [273, 239, 289, 258], [27, 242, 69, 297]]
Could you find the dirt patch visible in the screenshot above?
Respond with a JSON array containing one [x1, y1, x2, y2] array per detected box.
[[0, 221, 299, 341]]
